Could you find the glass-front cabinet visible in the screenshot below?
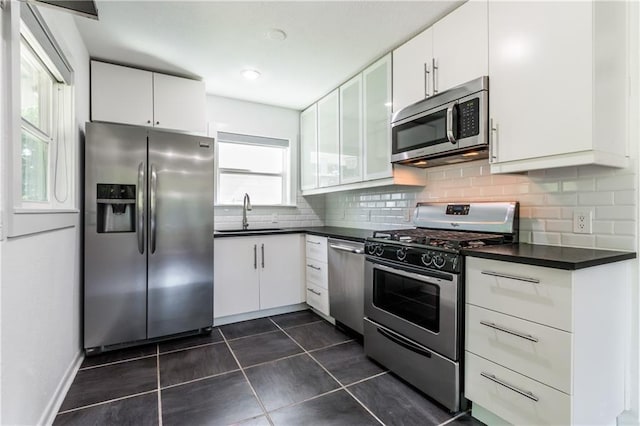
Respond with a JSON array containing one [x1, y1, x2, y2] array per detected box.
[[339, 74, 363, 184], [301, 53, 407, 194], [317, 89, 340, 187], [363, 54, 392, 180], [300, 104, 318, 191]]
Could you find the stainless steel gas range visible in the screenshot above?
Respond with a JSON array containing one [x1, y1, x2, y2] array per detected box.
[[363, 201, 519, 412]]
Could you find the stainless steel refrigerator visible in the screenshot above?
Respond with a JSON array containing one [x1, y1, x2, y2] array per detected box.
[[84, 122, 214, 352]]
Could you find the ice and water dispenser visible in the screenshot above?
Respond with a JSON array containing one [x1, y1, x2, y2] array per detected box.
[[96, 184, 136, 233]]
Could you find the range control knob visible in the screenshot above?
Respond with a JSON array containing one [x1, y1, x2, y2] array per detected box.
[[396, 248, 407, 261], [374, 245, 384, 256], [433, 255, 446, 269], [366, 244, 376, 255], [421, 252, 433, 266]]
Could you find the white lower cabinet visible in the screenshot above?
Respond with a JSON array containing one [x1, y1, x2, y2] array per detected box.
[[305, 235, 330, 316], [214, 234, 305, 318], [465, 256, 630, 425]]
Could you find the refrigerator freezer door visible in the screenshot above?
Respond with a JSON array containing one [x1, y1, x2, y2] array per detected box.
[[147, 130, 214, 337], [84, 122, 148, 348]]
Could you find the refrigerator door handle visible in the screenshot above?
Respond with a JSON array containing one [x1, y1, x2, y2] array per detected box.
[[137, 162, 145, 254], [150, 164, 158, 254]]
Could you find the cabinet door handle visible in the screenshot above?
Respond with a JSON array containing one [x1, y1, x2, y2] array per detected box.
[[306, 240, 321, 245], [253, 244, 257, 269], [156, 121, 160, 125], [480, 321, 539, 343], [480, 372, 539, 402], [481, 270, 540, 284], [490, 118, 497, 163], [307, 288, 322, 296], [423, 62, 431, 97], [307, 264, 321, 270], [261, 243, 265, 268], [432, 57, 438, 94]]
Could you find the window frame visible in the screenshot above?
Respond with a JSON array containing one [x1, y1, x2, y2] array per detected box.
[[3, 2, 78, 238], [215, 131, 293, 207]]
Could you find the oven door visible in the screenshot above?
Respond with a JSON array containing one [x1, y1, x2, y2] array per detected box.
[[364, 257, 459, 361]]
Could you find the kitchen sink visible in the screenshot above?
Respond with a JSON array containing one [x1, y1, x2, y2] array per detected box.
[[216, 228, 283, 233]]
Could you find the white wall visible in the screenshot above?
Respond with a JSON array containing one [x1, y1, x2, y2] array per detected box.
[[207, 95, 324, 229], [0, 2, 89, 424]]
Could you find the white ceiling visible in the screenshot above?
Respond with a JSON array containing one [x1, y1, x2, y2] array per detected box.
[[74, 1, 463, 110]]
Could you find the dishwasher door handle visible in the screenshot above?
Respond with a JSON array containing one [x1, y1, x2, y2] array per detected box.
[[330, 244, 364, 254]]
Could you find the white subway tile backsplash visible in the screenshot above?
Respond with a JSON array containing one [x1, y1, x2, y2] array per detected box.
[[324, 158, 637, 251], [561, 233, 596, 248], [596, 174, 636, 191], [578, 191, 614, 205]]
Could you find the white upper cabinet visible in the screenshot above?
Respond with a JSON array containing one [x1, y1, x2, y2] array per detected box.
[[489, 1, 628, 173], [392, 0, 488, 113], [392, 28, 433, 113], [91, 61, 154, 127], [153, 73, 206, 134], [300, 104, 318, 190], [432, 0, 488, 94], [317, 89, 340, 188], [339, 74, 363, 184], [363, 54, 393, 180], [91, 60, 206, 134]]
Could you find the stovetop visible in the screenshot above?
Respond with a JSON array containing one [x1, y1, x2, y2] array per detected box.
[[364, 202, 519, 274], [370, 228, 506, 250]]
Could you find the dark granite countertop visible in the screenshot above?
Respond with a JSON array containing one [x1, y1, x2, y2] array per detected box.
[[214, 226, 374, 242], [462, 243, 636, 270]]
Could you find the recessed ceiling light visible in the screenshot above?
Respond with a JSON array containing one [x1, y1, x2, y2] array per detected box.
[[266, 29, 287, 41], [242, 69, 261, 80]]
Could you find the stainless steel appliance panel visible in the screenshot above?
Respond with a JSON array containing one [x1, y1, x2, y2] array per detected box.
[[84, 122, 148, 348], [147, 130, 214, 338], [365, 259, 459, 360], [328, 239, 365, 334], [364, 318, 460, 411]]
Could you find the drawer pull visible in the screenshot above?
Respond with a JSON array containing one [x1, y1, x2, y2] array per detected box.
[[480, 321, 539, 343], [307, 288, 322, 296], [307, 264, 321, 271], [307, 240, 321, 245], [480, 372, 539, 402], [481, 270, 540, 284]]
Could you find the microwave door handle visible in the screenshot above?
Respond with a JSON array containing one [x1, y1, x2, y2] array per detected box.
[[446, 104, 457, 144]]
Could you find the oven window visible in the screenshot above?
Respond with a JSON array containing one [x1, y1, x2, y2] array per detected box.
[[372, 267, 440, 333], [392, 108, 447, 153]]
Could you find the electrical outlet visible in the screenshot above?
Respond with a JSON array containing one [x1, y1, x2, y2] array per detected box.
[[573, 209, 593, 234], [403, 209, 411, 222], [271, 213, 278, 223], [367, 210, 371, 221]]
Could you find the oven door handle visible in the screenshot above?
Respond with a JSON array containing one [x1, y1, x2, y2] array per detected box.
[[372, 262, 451, 283], [377, 327, 432, 358]]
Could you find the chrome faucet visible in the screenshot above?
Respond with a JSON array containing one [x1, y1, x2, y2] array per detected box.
[[242, 193, 252, 230]]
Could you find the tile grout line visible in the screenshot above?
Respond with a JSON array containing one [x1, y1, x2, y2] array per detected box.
[[160, 368, 243, 391], [159, 339, 226, 356], [79, 353, 157, 371], [268, 317, 387, 426], [156, 345, 163, 426], [219, 328, 276, 426], [56, 389, 158, 415]]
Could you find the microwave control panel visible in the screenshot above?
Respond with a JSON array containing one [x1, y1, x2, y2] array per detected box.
[[457, 98, 480, 138]]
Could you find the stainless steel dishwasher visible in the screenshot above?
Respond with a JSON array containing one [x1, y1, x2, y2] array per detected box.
[[328, 238, 365, 334]]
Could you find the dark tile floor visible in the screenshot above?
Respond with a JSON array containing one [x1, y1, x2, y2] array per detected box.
[[55, 310, 483, 426]]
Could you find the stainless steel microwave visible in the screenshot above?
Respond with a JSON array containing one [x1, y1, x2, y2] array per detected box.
[[391, 76, 489, 168]]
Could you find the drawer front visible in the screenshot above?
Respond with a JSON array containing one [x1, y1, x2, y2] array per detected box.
[[306, 235, 328, 262], [306, 282, 329, 316], [306, 261, 328, 289], [466, 257, 573, 331], [465, 352, 571, 426], [466, 304, 572, 394]]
